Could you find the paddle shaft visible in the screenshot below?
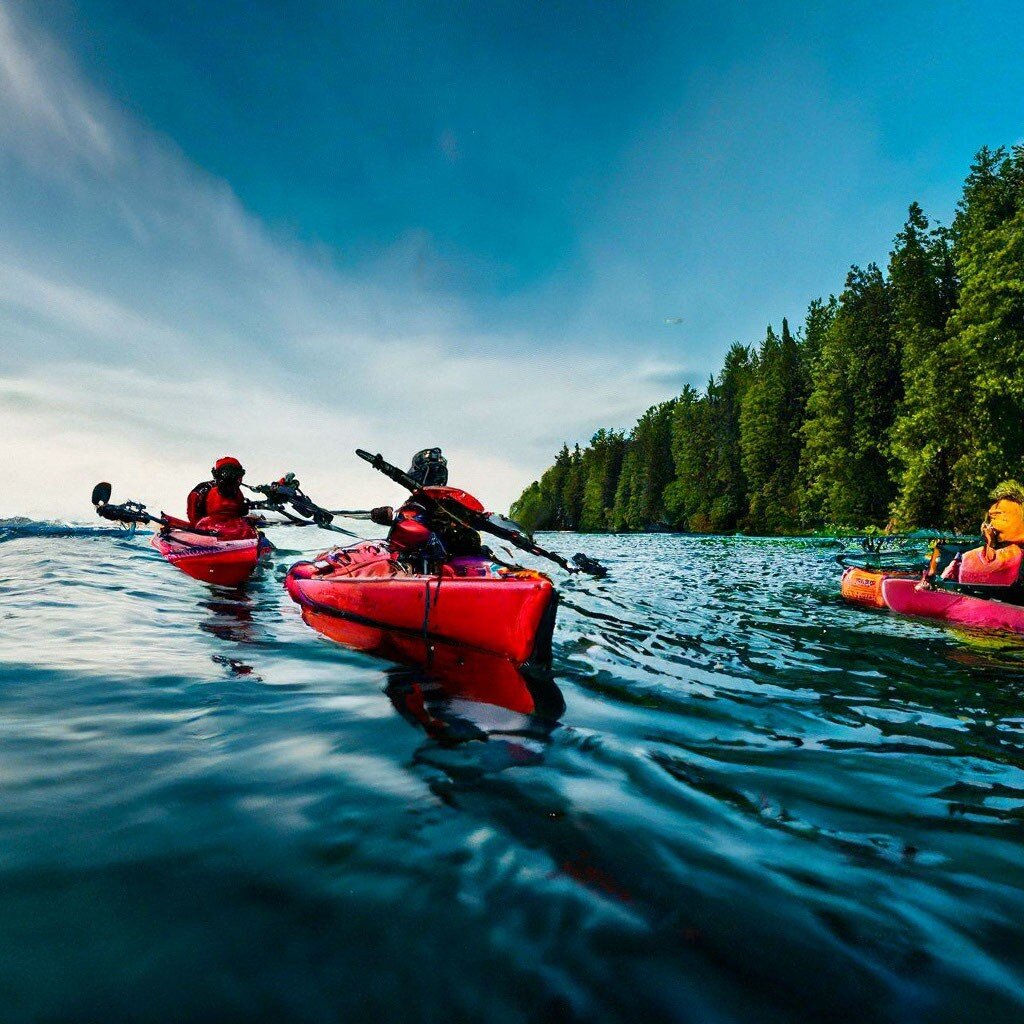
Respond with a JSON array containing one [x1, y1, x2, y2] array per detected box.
[[355, 449, 604, 576]]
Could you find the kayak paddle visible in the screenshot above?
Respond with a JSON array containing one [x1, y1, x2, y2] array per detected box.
[[91, 482, 224, 536], [246, 475, 360, 537], [355, 449, 608, 577]]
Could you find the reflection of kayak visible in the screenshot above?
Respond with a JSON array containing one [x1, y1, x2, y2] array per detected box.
[[151, 520, 270, 587], [285, 541, 557, 669], [841, 566, 1024, 633]]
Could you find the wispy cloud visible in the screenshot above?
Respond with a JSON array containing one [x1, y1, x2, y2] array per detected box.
[[0, 1, 673, 518]]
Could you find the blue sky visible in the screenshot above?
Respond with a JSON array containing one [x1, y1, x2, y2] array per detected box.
[[2, 0, 1023, 517]]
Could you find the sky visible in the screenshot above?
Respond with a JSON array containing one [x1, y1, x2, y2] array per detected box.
[[2, 0, 1023, 519]]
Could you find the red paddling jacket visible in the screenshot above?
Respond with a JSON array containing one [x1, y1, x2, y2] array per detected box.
[[186, 480, 255, 538]]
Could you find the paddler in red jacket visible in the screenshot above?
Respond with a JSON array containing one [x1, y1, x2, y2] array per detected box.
[[941, 480, 1024, 589], [370, 448, 484, 564], [186, 456, 258, 539]]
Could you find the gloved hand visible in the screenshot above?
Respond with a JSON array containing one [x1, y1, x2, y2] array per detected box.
[[370, 506, 395, 526]]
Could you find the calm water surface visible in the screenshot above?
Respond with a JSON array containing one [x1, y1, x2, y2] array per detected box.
[[2, 522, 1023, 1023]]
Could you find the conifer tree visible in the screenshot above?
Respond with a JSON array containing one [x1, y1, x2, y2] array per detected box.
[[611, 401, 676, 530], [801, 264, 898, 525], [740, 320, 806, 530], [887, 203, 959, 527], [940, 146, 1024, 526], [580, 429, 627, 531]]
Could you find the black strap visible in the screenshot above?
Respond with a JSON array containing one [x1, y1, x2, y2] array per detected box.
[[188, 480, 215, 521]]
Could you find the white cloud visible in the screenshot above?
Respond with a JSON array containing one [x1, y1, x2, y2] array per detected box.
[[0, 1, 673, 520]]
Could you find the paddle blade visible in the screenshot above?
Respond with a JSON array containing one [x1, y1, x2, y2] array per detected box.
[[92, 481, 112, 507], [572, 553, 608, 578]]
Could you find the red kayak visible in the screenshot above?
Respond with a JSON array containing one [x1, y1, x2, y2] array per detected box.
[[285, 542, 557, 669], [151, 518, 271, 587]]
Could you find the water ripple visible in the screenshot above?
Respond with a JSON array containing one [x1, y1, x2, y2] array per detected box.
[[1, 526, 1023, 1021]]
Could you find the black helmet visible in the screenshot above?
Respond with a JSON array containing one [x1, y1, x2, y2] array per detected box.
[[408, 447, 448, 487]]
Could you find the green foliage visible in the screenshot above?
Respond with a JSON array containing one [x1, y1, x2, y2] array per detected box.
[[580, 429, 627, 530], [887, 203, 958, 527], [800, 264, 898, 525], [740, 319, 806, 531], [611, 402, 676, 530], [511, 145, 1024, 536]]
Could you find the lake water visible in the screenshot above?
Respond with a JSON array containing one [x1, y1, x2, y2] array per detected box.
[[2, 522, 1023, 1022]]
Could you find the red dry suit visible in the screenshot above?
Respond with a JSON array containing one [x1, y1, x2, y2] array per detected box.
[[186, 481, 256, 539]]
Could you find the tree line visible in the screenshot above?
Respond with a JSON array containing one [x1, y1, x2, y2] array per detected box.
[[511, 146, 1024, 535]]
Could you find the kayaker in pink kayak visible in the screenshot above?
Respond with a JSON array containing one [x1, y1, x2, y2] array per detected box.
[[941, 480, 1024, 587], [185, 457, 258, 540]]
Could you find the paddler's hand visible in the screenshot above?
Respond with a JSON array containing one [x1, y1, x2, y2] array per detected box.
[[982, 520, 999, 557], [370, 506, 395, 526]]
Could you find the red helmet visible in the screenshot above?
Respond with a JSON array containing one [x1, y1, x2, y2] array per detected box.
[[212, 456, 245, 480]]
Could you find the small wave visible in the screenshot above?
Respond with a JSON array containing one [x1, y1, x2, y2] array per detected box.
[[0, 517, 118, 543]]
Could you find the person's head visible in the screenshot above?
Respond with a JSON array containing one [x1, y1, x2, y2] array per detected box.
[[407, 448, 448, 487], [986, 479, 1024, 542], [212, 456, 246, 490]]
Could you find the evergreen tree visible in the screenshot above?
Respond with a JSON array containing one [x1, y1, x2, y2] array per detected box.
[[707, 344, 754, 529], [940, 146, 1024, 527], [562, 444, 586, 528], [800, 297, 837, 381], [740, 319, 806, 531], [662, 385, 712, 530], [887, 203, 959, 527], [801, 264, 898, 525], [579, 429, 627, 531], [611, 401, 676, 530]]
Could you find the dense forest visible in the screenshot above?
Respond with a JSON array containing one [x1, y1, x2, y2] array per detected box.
[[511, 146, 1024, 535]]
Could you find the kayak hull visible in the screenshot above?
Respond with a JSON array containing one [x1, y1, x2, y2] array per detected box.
[[841, 567, 1024, 634], [285, 542, 557, 668], [881, 577, 1024, 633], [151, 529, 270, 586]]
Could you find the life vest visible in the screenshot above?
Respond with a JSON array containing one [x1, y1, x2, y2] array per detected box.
[[416, 487, 484, 555], [955, 543, 1024, 586], [187, 480, 249, 524], [417, 486, 485, 514], [389, 505, 434, 553]]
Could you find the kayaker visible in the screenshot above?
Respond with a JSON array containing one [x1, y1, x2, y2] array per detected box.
[[369, 447, 483, 565], [186, 457, 258, 539], [940, 480, 1024, 590]]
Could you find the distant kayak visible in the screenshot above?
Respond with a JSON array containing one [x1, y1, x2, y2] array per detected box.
[[285, 541, 557, 670], [151, 523, 271, 587], [841, 565, 1024, 634]]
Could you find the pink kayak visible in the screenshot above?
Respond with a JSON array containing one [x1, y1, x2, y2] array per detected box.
[[881, 578, 1024, 633]]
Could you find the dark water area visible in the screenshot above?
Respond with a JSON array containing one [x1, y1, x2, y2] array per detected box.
[[2, 521, 1024, 1023]]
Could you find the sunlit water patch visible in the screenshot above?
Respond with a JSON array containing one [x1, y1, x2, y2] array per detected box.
[[1, 522, 1023, 1022]]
